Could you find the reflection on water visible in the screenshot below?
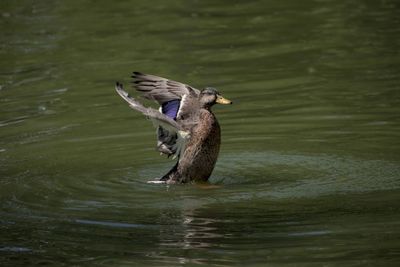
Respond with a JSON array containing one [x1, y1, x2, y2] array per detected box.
[[1, 0, 400, 266]]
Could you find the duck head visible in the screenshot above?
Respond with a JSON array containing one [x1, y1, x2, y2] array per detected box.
[[199, 87, 232, 108]]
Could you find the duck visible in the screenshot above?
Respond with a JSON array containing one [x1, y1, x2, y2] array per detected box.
[[115, 72, 232, 184]]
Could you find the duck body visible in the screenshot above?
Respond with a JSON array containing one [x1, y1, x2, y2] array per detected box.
[[115, 72, 231, 184], [163, 109, 221, 183]]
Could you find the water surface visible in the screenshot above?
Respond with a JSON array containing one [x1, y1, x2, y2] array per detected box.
[[1, 0, 400, 266]]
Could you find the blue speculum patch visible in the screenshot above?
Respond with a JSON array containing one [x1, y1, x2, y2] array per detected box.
[[162, 99, 181, 120]]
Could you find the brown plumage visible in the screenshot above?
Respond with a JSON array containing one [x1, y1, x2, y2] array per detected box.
[[115, 72, 232, 184]]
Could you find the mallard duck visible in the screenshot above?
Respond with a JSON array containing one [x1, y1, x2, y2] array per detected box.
[[115, 72, 232, 184]]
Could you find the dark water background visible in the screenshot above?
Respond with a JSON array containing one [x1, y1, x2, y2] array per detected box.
[[1, 0, 400, 266]]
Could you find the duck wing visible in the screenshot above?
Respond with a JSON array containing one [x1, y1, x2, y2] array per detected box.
[[130, 73, 202, 157], [132, 71, 200, 124], [132, 71, 200, 105], [115, 82, 189, 154]]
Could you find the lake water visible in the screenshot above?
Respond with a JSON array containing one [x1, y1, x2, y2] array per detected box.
[[1, 0, 400, 266]]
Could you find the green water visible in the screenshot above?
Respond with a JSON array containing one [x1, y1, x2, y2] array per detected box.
[[1, 0, 400, 266]]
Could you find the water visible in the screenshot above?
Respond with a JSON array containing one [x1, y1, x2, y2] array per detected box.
[[1, 0, 400, 266]]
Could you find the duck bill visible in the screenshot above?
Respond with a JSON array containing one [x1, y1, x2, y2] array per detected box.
[[216, 95, 232, 104]]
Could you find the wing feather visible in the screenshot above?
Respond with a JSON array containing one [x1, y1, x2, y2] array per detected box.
[[115, 82, 183, 132], [115, 82, 190, 158], [131, 72, 200, 105]]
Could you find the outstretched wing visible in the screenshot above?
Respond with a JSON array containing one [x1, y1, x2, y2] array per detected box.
[[132, 72, 200, 105], [116, 82, 184, 133], [115, 82, 190, 156], [132, 72, 201, 127]]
